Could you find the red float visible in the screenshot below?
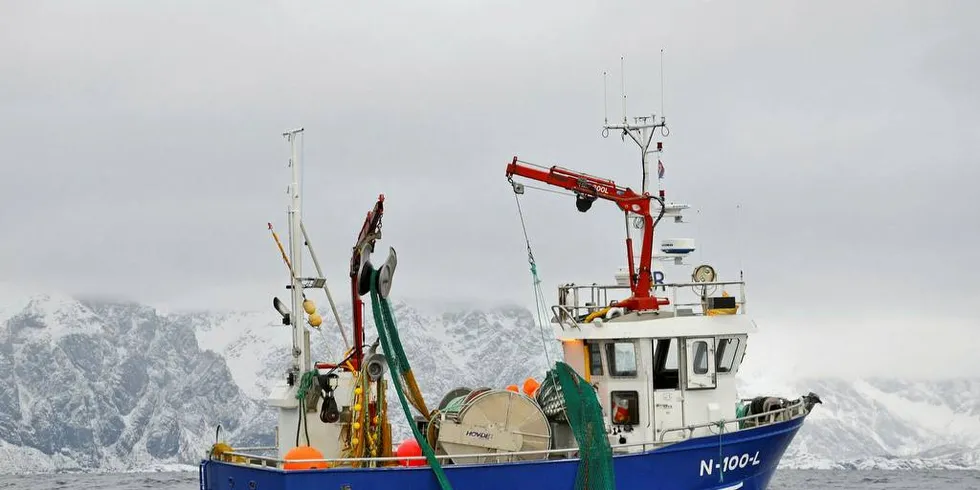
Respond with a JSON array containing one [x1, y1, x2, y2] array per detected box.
[[395, 439, 425, 467]]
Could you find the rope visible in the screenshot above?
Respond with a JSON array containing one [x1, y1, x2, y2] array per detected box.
[[717, 420, 725, 483], [509, 177, 553, 370], [368, 269, 452, 490], [295, 369, 317, 446]]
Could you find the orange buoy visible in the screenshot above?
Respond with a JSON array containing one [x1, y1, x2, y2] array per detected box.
[[284, 445, 328, 470], [505, 384, 519, 392], [395, 439, 425, 467], [522, 377, 540, 398]]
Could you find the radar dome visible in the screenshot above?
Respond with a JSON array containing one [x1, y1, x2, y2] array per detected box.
[[660, 238, 695, 255]]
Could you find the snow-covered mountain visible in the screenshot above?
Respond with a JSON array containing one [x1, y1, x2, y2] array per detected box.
[[0, 291, 274, 473], [768, 378, 980, 470], [179, 297, 563, 441], [2, 289, 979, 473]]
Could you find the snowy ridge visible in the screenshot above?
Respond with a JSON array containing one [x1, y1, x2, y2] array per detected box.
[[0, 292, 274, 474], [737, 376, 980, 470], [2, 289, 979, 473], [0, 291, 102, 343], [184, 298, 562, 441], [179, 310, 287, 399]]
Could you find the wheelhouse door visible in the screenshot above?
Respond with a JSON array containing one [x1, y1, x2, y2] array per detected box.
[[651, 338, 684, 441], [684, 337, 717, 390]]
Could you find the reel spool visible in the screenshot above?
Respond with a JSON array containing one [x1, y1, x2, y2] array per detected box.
[[438, 387, 473, 410], [434, 389, 552, 464]]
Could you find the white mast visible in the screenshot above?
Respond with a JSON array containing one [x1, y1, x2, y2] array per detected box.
[[602, 113, 667, 196], [283, 127, 309, 374]]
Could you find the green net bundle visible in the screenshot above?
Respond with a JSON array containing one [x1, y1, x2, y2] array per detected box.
[[544, 361, 616, 490]]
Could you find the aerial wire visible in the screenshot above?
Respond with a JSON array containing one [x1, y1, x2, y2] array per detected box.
[[509, 180, 554, 370]]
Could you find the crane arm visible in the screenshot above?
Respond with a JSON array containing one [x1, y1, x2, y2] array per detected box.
[[505, 158, 647, 213], [347, 194, 385, 370], [505, 157, 667, 313]]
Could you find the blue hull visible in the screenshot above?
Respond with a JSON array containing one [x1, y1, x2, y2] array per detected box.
[[201, 416, 803, 490]]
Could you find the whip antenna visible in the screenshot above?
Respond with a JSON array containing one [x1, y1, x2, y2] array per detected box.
[[603, 71, 609, 125], [621, 55, 628, 123], [660, 48, 665, 120]]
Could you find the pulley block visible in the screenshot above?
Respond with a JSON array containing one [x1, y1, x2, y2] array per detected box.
[[376, 247, 397, 299]]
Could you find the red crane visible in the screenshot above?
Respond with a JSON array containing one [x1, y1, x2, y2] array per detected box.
[[505, 157, 668, 313], [314, 194, 385, 372], [349, 194, 387, 370]]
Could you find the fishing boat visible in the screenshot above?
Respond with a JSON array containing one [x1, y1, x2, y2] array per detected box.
[[200, 104, 821, 489]]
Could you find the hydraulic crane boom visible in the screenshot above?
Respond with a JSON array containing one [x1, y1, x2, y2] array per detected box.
[[349, 194, 385, 370], [505, 156, 668, 313]]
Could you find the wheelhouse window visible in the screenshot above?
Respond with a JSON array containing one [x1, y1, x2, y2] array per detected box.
[[716, 337, 741, 373], [610, 390, 640, 425], [684, 338, 717, 390], [587, 341, 603, 376], [652, 338, 679, 390], [692, 340, 709, 375], [605, 341, 637, 377]]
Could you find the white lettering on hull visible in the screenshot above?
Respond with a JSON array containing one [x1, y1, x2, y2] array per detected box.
[[699, 451, 761, 476]]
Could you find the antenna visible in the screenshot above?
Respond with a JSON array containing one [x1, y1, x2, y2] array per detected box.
[[601, 56, 668, 195], [621, 56, 627, 124], [660, 48, 665, 118], [603, 71, 609, 125], [735, 203, 746, 313], [736, 203, 743, 277]]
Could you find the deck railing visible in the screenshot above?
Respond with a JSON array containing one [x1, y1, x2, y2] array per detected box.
[[657, 397, 806, 442], [552, 280, 746, 329], [209, 397, 807, 469]]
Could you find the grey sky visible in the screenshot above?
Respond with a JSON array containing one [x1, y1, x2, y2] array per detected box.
[[2, 1, 978, 377]]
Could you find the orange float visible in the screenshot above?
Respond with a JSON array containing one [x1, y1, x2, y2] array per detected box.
[[284, 445, 328, 470], [505, 384, 519, 392], [522, 377, 540, 398]]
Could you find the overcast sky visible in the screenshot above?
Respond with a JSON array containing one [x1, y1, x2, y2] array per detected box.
[[2, 1, 978, 377]]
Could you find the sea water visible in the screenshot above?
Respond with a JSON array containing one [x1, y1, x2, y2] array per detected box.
[[0, 470, 978, 489]]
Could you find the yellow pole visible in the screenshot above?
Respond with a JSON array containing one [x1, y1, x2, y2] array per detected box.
[[268, 222, 296, 278]]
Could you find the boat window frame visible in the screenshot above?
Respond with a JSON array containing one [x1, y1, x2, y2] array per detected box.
[[610, 390, 640, 426], [652, 338, 680, 391], [586, 340, 603, 376], [692, 340, 709, 375], [605, 340, 638, 378], [715, 336, 741, 374], [684, 337, 717, 391]]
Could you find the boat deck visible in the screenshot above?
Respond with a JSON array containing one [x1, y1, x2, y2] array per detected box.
[[209, 398, 807, 470]]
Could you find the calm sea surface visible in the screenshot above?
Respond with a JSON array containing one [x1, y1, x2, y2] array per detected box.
[[1, 470, 978, 489]]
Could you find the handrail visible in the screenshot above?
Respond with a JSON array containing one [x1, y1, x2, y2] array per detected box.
[[657, 398, 806, 442], [555, 301, 745, 315], [550, 304, 581, 330], [231, 446, 277, 452], [211, 399, 809, 469], [219, 441, 674, 467], [223, 446, 587, 465], [559, 280, 745, 292], [554, 280, 747, 322]]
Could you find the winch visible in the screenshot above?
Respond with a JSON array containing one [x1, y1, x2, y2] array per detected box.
[[431, 388, 552, 464]]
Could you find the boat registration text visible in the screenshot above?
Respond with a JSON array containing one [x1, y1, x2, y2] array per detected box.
[[699, 452, 761, 476]]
